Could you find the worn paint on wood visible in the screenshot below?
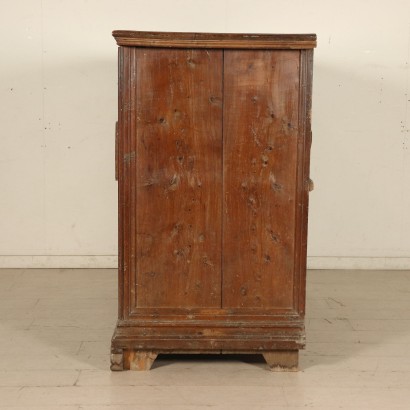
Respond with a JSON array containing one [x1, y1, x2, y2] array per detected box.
[[125, 351, 158, 371], [134, 48, 223, 308], [222, 50, 300, 309], [263, 350, 299, 371]]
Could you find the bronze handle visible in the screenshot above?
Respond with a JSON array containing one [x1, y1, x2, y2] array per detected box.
[[115, 122, 119, 181]]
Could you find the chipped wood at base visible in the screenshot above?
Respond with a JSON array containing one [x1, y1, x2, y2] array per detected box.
[[111, 348, 298, 371], [263, 350, 298, 371], [110, 351, 124, 371], [124, 351, 158, 371]]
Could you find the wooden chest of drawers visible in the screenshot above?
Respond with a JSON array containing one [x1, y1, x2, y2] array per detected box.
[[111, 31, 316, 371]]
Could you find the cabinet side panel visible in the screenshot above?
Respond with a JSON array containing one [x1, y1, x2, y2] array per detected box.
[[117, 46, 124, 319], [294, 49, 314, 316], [118, 46, 136, 319], [135, 48, 223, 308], [223, 50, 300, 309]]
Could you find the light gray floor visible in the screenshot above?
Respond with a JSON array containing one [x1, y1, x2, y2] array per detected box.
[[1, 269, 410, 409]]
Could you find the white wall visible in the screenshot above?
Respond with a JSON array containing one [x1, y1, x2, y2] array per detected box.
[[0, 0, 409, 269]]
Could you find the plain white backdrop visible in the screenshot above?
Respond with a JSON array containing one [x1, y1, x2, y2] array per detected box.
[[0, 0, 409, 269]]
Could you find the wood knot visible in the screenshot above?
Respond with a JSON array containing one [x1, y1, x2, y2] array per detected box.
[[145, 271, 157, 277], [171, 223, 183, 237], [271, 182, 283, 192], [167, 174, 180, 191], [123, 152, 135, 165], [267, 229, 280, 243], [187, 58, 196, 67], [261, 155, 269, 167]]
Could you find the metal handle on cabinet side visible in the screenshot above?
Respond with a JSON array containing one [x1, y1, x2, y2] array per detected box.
[[115, 122, 118, 181]]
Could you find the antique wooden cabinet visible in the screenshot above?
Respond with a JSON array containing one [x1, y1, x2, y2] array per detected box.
[[111, 31, 316, 371]]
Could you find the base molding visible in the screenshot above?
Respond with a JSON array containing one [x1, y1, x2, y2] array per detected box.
[[111, 348, 299, 371], [111, 318, 305, 371]]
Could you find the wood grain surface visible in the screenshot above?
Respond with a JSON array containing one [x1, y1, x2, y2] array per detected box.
[[222, 50, 300, 309], [112, 32, 315, 367], [134, 48, 223, 308]]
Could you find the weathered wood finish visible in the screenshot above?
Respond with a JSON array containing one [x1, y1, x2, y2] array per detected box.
[[222, 50, 300, 309], [134, 48, 223, 309], [263, 350, 299, 371], [111, 30, 316, 371], [125, 351, 158, 371], [113, 31, 317, 49]]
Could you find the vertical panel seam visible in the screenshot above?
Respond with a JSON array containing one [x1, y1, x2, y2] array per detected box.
[[118, 47, 124, 320], [133, 48, 138, 311], [221, 50, 225, 309], [293, 50, 304, 312], [294, 49, 309, 315], [128, 48, 132, 316]]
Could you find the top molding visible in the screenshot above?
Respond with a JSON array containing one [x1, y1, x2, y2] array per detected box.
[[112, 31, 317, 49]]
